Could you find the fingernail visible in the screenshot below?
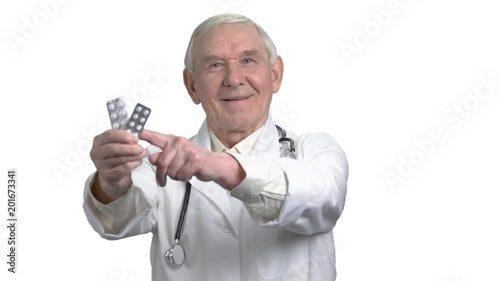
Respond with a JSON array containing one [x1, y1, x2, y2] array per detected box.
[[137, 145, 144, 153]]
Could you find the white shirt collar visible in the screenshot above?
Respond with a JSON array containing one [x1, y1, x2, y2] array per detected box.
[[209, 126, 265, 154]]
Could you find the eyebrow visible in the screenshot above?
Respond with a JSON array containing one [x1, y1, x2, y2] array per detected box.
[[241, 49, 259, 58]]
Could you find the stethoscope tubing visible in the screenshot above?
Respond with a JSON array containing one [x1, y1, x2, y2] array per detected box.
[[175, 182, 192, 240]]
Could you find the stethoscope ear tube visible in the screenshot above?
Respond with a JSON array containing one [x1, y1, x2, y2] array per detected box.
[[276, 125, 296, 158]]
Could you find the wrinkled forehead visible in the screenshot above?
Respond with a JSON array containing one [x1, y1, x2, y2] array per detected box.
[[192, 24, 267, 62]]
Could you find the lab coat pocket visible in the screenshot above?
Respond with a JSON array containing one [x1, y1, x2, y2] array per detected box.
[[255, 228, 304, 280]]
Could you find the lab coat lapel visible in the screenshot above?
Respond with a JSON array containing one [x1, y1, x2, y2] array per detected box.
[[249, 116, 281, 160]]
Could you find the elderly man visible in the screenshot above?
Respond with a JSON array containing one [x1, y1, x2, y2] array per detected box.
[[83, 13, 348, 280]]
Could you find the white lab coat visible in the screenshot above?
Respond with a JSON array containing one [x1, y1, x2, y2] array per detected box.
[[83, 116, 348, 281]]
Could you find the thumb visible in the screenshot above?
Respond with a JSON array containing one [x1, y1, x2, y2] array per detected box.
[[148, 152, 160, 165]]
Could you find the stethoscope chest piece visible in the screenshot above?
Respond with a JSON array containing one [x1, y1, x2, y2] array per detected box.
[[166, 240, 185, 266]]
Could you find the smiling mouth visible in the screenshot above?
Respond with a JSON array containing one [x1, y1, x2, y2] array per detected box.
[[221, 95, 253, 102]]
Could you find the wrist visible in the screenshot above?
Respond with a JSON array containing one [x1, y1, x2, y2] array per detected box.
[[215, 153, 246, 191], [91, 173, 131, 204]]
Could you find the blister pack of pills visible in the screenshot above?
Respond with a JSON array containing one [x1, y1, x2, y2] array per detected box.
[[107, 97, 129, 129], [106, 97, 151, 136]]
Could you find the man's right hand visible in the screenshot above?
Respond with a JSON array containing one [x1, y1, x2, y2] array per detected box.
[[89, 129, 148, 204]]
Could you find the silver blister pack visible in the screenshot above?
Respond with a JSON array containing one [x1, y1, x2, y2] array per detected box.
[[106, 97, 129, 129], [106, 97, 151, 136]]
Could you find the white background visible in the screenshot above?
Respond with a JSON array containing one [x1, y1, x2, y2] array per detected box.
[[1, 0, 499, 280]]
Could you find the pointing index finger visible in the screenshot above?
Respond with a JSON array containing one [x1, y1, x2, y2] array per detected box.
[[140, 129, 169, 148]]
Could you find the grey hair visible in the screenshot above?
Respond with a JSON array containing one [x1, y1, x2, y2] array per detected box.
[[184, 13, 277, 72]]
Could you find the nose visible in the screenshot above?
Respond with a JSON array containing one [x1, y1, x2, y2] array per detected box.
[[223, 61, 245, 88]]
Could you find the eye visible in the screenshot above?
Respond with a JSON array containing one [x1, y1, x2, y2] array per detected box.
[[209, 62, 222, 68], [242, 58, 255, 64]]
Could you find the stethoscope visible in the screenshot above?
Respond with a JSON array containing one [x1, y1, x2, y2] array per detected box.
[[165, 125, 295, 266], [165, 181, 191, 266]]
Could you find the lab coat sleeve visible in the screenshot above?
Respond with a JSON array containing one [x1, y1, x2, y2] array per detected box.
[[82, 160, 159, 240], [230, 132, 348, 235], [228, 156, 287, 222]]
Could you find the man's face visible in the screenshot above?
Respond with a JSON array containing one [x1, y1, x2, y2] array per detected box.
[[184, 23, 283, 138]]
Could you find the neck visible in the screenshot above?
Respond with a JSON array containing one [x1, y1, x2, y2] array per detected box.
[[208, 120, 267, 148], [210, 128, 253, 148], [207, 114, 269, 149]]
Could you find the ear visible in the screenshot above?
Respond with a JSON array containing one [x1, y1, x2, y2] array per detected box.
[[271, 55, 284, 93], [183, 68, 201, 104]]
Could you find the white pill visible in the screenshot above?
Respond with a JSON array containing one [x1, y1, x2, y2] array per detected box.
[[140, 117, 146, 123], [136, 106, 142, 112], [112, 123, 120, 129], [132, 114, 139, 120], [110, 113, 117, 120], [108, 104, 115, 111], [136, 125, 143, 131], [129, 121, 135, 127], [119, 110, 126, 117], [143, 110, 150, 116], [117, 101, 124, 107]]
